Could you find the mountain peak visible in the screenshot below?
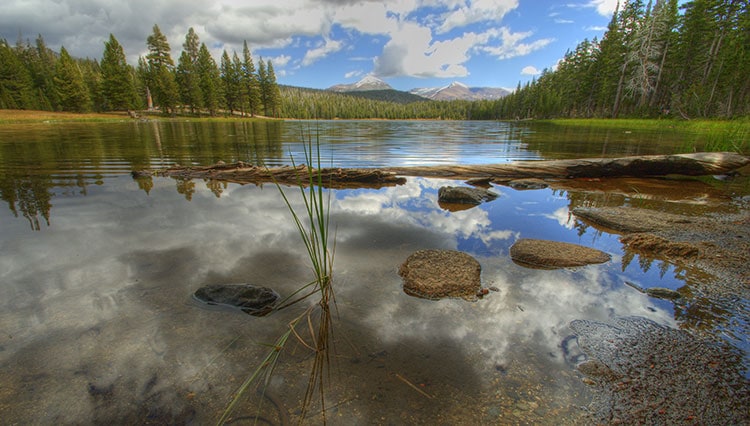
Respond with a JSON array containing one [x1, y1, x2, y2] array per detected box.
[[410, 83, 510, 101], [329, 75, 393, 92], [449, 81, 469, 89]]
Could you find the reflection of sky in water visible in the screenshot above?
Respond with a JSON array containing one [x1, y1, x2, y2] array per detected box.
[[0, 176, 719, 422]]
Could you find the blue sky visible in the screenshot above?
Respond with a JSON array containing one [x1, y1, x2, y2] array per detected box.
[[1, 0, 619, 91]]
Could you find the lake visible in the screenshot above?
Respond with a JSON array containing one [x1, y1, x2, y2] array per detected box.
[[0, 119, 747, 424]]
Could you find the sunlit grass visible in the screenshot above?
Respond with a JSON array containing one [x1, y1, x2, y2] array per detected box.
[[0, 109, 273, 124], [218, 129, 336, 425], [539, 118, 750, 153]]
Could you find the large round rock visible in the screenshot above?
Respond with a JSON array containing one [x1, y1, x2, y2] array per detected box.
[[510, 238, 611, 269], [398, 249, 481, 301]]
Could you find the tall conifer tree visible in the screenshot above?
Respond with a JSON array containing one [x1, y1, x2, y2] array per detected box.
[[54, 46, 91, 112], [242, 41, 261, 117], [101, 34, 137, 110], [145, 24, 178, 113], [196, 43, 222, 116]]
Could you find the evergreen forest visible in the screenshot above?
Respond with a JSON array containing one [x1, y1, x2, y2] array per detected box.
[[0, 0, 747, 120]]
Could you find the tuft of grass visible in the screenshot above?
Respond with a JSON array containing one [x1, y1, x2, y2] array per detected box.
[[218, 129, 336, 425]]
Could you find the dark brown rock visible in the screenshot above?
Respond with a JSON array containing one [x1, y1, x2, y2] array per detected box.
[[398, 249, 482, 301], [438, 186, 498, 205], [193, 283, 280, 316], [505, 178, 549, 190], [510, 238, 611, 269]]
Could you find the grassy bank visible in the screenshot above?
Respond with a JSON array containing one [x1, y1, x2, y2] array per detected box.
[[0, 109, 273, 124], [541, 118, 750, 153]]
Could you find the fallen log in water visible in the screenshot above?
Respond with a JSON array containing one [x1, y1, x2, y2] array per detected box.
[[381, 152, 750, 180], [132, 152, 749, 188], [133, 161, 407, 189]]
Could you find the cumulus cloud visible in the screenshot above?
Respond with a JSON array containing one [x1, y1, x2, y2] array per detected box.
[[587, 0, 619, 17], [375, 23, 501, 78], [302, 37, 344, 66], [481, 27, 554, 60], [0, 0, 554, 81], [436, 0, 519, 33], [521, 65, 541, 75]]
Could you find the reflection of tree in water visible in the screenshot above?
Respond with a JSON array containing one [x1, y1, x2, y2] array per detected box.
[[175, 178, 196, 201], [621, 249, 675, 277], [0, 175, 53, 231], [206, 179, 227, 198]]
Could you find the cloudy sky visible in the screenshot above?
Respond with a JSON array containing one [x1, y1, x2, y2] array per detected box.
[[1, 0, 619, 91]]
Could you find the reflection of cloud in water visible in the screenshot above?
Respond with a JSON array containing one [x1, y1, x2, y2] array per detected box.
[[335, 178, 516, 248], [0, 176, 678, 422], [542, 206, 575, 229]]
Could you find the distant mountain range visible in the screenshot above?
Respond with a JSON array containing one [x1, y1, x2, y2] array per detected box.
[[328, 75, 393, 92], [328, 76, 510, 101], [410, 82, 510, 101]]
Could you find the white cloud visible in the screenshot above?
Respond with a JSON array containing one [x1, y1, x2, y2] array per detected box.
[[302, 37, 344, 66], [374, 23, 500, 78], [587, 0, 619, 17], [481, 27, 554, 60], [269, 54, 291, 67], [521, 65, 540, 75], [437, 0, 519, 33], [0, 0, 557, 82], [344, 70, 363, 79]]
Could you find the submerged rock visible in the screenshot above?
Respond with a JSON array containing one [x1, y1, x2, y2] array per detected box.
[[505, 178, 549, 190], [645, 287, 682, 300], [509, 238, 611, 269], [438, 186, 498, 206], [193, 284, 280, 316], [570, 316, 750, 424], [398, 249, 481, 301]]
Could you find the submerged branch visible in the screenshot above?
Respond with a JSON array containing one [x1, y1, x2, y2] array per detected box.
[[133, 152, 750, 189]]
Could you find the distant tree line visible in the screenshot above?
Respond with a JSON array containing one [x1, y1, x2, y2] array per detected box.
[[491, 0, 749, 119], [0, 25, 282, 117], [1, 0, 746, 120]]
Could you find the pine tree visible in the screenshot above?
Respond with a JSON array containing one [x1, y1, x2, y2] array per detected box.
[[145, 24, 178, 113], [29, 35, 57, 110], [176, 50, 203, 114], [176, 28, 203, 114], [242, 41, 261, 117], [220, 50, 242, 115], [261, 60, 282, 117], [0, 39, 36, 109], [232, 52, 248, 116], [257, 58, 268, 115], [196, 43, 222, 116], [101, 34, 137, 110], [54, 46, 91, 112]]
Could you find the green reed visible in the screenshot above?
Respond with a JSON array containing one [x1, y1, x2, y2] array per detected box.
[[218, 130, 336, 425]]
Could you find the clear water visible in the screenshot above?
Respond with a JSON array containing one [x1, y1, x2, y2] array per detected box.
[[0, 120, 746, 423]]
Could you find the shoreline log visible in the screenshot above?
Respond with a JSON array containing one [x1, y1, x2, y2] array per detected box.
[[132, 152, 749, 188]]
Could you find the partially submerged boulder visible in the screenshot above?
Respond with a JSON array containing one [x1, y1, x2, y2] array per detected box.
[[193, 283, 280, 316], [510, 238, 611, 269], [399, 249, 481, 301], [505, 178, 549, 190], [438, 186, 497, 209]]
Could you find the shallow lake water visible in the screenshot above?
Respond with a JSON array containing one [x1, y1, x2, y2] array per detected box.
[[0, 120, 747, 424]]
